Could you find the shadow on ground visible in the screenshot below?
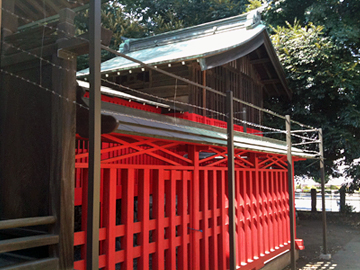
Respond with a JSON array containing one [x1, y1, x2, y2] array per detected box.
[[284, 212, 360, 270]]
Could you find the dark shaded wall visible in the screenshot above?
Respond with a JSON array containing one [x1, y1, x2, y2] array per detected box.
[[0, 61, 52, 218]]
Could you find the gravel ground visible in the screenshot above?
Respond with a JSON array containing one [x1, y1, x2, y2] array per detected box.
[[284, 212, 360, 270]]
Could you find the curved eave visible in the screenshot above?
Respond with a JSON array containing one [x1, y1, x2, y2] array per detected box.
[[77, 24, 266, 76]]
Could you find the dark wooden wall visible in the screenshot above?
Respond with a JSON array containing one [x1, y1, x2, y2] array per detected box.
[[0, 61, 53, 219], [105, 56, 264, 125], [0, 8, 76, 269]]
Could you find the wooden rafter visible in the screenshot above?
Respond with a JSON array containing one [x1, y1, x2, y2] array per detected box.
[[258, 154, 287, 169], [99, 134, 192, 166]]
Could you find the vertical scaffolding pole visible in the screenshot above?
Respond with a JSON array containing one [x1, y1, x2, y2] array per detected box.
[[87, 0, 102, 269], [286, 115, 296, 270], [243, 108, 247, 133], [319, 128, 328, 255], [0, 0, 2, 44], [227, 90, 237, 270]]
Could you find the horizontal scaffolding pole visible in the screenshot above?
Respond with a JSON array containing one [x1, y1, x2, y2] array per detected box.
[[292, 140, 321, 146], [291, 129, 319, 133]]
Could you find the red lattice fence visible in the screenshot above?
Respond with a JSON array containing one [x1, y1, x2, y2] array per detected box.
[[73, 134, 294, 270]]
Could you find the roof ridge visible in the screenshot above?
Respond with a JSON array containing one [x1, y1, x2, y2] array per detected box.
[[120, 10, 261, 53]]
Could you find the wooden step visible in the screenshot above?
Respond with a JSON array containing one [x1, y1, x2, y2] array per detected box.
[[0, 235, 59, 254], [1, 257, 59, 270], [0, 216, 56, 230]]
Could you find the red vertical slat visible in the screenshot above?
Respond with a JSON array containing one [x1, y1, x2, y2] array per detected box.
[[154, 169, 165, 270], [255, 166, 263, 260], [177, 170, 189, 270], [234, 169, 240, 266], [281, 170, 287, 246], [218, 170, 227, 270], [99, 169, 105, 257], [260, 170, 267, 257], [270, 170, 275, 253], [81, 168, 88, 265], [166, 169, 177, 269], [285, 170, 291, 244], [209, 170, 218, 270], [245, 171, 252, 263], [201, 169, 209, 270], [276, 171, 283, 247], [103, 168, 117, 270], [267, 170, 273, 252], [138, 169, 150, 270], [273, 171, 280, 249], [189, 146, 200, 270], [250, 170, 257, 262], [238, 170, 246, 267], [122, 169, 134, 270]]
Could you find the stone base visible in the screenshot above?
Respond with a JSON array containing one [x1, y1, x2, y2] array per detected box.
[[319, 253, 332, 260], [261, 250, 299, 270]]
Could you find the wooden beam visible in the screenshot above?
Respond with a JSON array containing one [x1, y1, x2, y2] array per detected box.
[[59, 0, 72, 8], [261, 78, 280, 85], [137, 85, 189, 97], [0, 235, 59, 254], [1, 258, 59, 270], [0, 216, 56, 230], [56, 27, 113, 56], [250, 58, 271, 65], [14, 1, 39, 22], [45, 1, 61, 14], [24, 0, 48, 21], [202, 70, 206, 116]]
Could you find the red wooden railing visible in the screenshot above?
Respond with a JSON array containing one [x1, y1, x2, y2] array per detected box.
[[74, 134, 296, 270], [83, 92, 262, 136]]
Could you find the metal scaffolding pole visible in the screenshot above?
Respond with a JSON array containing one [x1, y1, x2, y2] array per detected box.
[[227, 90, 237, 270], [286, 115, 296, 270], [319, 128, 330, 259], [0, 0, 2, 44], [87, 0, 102, 269]]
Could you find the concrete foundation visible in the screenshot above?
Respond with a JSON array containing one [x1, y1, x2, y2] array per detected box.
[[261, 250, 299, 270]]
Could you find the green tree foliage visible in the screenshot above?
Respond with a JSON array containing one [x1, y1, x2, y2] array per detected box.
[[264, 0, 360, 184], [76, 2, 148, 70], [75, 0, 248, 69], [120, 0, 248, 34], [264, 0, 360, 54], [268, 21, 360, 180], [246, 0, 265, 12]]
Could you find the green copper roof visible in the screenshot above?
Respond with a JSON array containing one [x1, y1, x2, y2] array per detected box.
[[77, 10, 266, 76]]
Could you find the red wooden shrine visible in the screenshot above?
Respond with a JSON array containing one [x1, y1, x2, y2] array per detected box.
[[74, 133, 301, 270]]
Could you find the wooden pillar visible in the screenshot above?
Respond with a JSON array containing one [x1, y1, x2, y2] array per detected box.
[[50, 8, 77, 270], [202, 70, 206, 116], [1, 0, 18, 40]]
